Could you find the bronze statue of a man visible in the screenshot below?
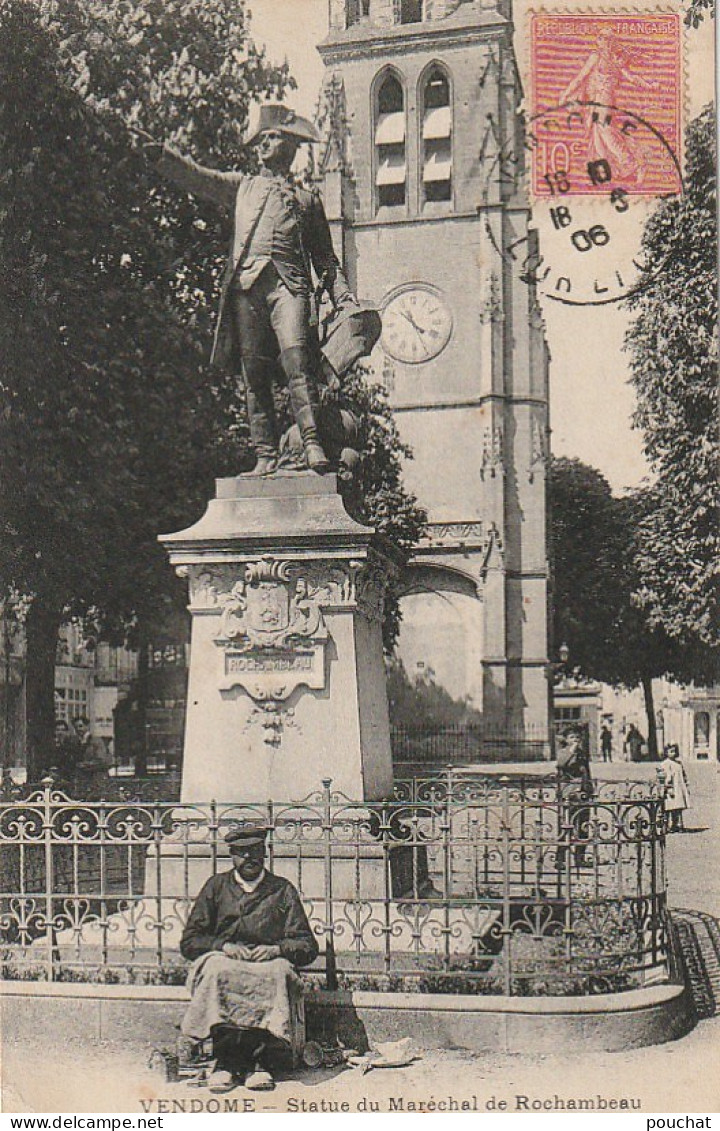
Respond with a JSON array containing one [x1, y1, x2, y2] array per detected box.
[[149, 105, 358, 475]]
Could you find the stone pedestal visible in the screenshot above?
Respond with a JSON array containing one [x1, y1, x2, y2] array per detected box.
[[160, 472, 398, 805]]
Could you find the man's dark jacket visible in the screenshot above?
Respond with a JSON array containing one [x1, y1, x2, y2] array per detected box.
[[180, 869, 318, 968]]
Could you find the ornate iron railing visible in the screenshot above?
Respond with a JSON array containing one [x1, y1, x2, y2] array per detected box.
[[0, 773, 669, 995]]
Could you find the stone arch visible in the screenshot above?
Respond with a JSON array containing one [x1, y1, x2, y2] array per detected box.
[[393, 562, 483, 714]]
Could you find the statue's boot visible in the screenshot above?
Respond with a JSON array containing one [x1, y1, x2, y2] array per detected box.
[[243, 360, 279, 475], [303, 436, 331, 473], [242, 455, 277, 477], [284, 354, 330, 474], [295, 412, 330, 473]]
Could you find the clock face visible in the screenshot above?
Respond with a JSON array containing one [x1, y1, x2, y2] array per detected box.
[[381, 285, 453, 365]]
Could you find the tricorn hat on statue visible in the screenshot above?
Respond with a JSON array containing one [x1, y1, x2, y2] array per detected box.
[[245, 103, 321, 146], [224, 821, 269, 848]]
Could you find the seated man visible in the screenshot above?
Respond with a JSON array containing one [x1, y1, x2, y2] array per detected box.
[[179, 822, 318, 1093]]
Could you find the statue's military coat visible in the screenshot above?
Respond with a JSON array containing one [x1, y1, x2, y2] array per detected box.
[[156, 147, 350, 369]]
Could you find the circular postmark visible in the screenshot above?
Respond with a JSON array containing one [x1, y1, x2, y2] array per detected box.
[[481, 101, 683, 307]]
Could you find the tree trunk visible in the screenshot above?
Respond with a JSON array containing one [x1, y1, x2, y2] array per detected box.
[[641, 673, 658, 761], [24, 602, 62, 782]]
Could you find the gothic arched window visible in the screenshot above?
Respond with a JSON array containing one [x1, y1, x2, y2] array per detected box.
[[375, 73, 406, 208], [421, 66, 452, 204]]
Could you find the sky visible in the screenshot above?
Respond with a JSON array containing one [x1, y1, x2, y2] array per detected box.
[[247, 0, 714, 493]]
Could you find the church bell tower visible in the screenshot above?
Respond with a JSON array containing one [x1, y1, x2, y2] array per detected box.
[[316, 0, 551, 748]]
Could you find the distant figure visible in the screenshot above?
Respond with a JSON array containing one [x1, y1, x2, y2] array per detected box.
[[624, 723, 644, 763], [0, 767, 21, 801], [600, 724, 613, 762], [72, 716, 108, 770], [54, 719, 80, 777], [556, 728, 594, 869], [657, 745, 690, 833]]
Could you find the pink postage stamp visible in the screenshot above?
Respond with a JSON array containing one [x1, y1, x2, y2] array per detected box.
[[530, 12, 683, 197]]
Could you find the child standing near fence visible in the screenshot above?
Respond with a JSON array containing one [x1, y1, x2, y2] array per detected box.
[[657, 744, 690, 833]]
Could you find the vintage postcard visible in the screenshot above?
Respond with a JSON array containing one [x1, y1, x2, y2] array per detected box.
[[0, 0, 717, 1118]]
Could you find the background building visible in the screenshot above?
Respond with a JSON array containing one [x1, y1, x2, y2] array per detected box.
[[0, 617, 139, 781], [316, 0, 551, 749]]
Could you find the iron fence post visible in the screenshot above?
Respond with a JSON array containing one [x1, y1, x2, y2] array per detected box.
[[519, 781, 527, 887], [655, 794, 667, 973], [321, 779, 337, 990], [209, 799, 218, 877], [152, 800, 164, 970], [533, 810, 544, 898], [42, 777, 55, 981], [499, 782, 512, 995], [99, 795, 109, 970], [635, 796, 647, 972], [649, 796, 658, 969], [440, 781, 452, 970], [381, 797, 392, 975], [266, 798, 275, 875], [555, 773, 564, 902], [445, 764, 454, 803]]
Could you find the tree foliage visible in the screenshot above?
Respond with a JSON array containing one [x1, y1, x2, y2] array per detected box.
[[0, 1, 424, 768], [0, 0, 275, 769], [386, 656, 480, 728], [549, 457, 626, 683], [684, 0, 714, 27], [624, 106, 718, 654], [549, 457, 716, 753], [0, 0, 288, 628], [339, 368, 427, 651]]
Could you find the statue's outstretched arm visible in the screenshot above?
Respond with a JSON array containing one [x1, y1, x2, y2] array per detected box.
[[153, 144, 243, 209]]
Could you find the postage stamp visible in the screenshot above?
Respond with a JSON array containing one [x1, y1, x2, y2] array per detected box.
[[529, 11, 683, 197]]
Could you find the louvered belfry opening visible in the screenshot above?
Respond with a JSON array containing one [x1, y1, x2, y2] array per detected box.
[[375, 73, 407, 208], [422, 66, 452, 204]]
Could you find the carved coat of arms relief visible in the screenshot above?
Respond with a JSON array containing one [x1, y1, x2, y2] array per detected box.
[[211, 558, 333, 706], [178, 556, 389, 713], [215, 559, 328, 653]]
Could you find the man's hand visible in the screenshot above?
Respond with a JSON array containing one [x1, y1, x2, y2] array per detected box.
[[245, 944, 282, 962], [221, 941, 253, 960]]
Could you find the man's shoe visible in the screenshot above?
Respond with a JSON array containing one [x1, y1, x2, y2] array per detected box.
[[304, 441, 330, 474], [244, 1064, 275, 1091], [207, 1069, 239, 1093]]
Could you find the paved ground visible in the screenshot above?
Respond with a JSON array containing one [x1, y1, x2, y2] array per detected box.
[[3, 764, 719, 1115]]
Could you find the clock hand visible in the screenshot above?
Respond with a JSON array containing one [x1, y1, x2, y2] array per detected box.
[[400, 309, 424, 332], [406, 320, 431, 355]]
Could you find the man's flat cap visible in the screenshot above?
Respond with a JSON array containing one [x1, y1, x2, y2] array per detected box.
[[224, 821, 269, 848], [245, 103, 321, 146]]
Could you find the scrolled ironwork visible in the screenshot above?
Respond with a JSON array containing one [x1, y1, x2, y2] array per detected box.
[[0, 805, 45, 841], [0, 774, 671, 995]]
